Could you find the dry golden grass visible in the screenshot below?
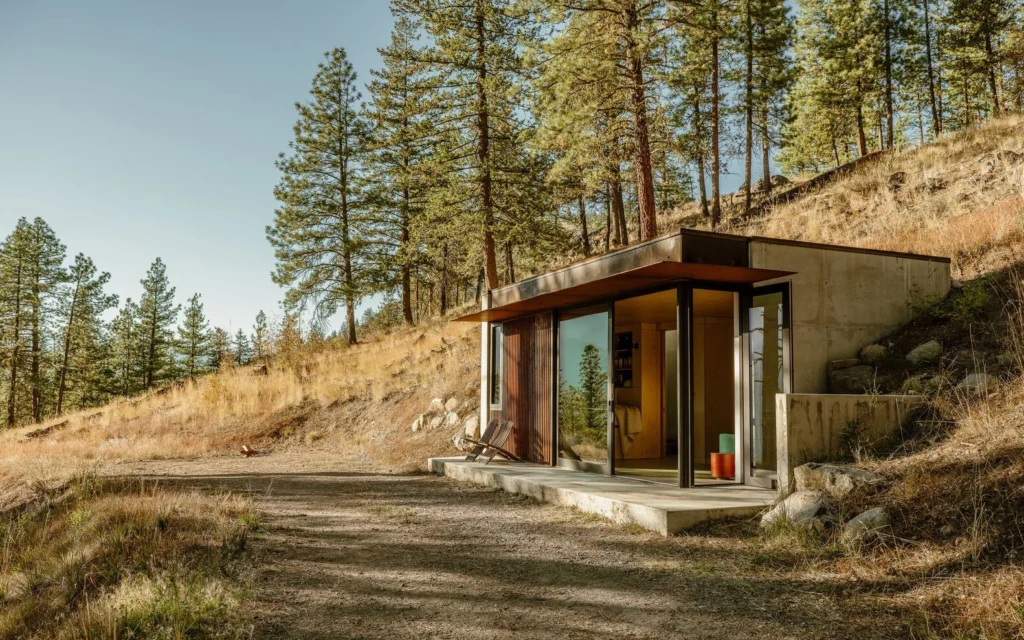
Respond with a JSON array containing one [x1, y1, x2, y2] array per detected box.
[[0, 314, 479, 513], [0, 476, 258, 639]]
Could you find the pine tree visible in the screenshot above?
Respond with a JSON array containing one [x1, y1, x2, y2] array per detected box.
[[533, 0, 667, 240], [365, 14, 439, 325], [24, 218, 66, 422], [110, 298, 140, 397], [234, 329, 251, 366], [252, 310, 269, 363], [578, 343, 608, 440], [211, 327, 233, 372], [137, 258, 180, 389], [55, 254, 116, 416], [394, 0, 530, 288], [270, 48, 369, 345], [0, 219, 32, 426], [178, 294, 211, 379]]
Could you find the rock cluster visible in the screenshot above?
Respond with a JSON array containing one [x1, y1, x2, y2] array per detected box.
[[761, 462, 891, 546], [411, 396, 480, 439]]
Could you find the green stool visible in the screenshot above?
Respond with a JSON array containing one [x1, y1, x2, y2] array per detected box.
[[719, 434, 735, 454]]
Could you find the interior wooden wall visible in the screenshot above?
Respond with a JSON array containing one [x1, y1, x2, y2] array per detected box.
[[693, 316, 735, 465]]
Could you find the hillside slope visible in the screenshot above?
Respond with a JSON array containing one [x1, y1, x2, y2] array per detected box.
[[0, 316, 479, 512]]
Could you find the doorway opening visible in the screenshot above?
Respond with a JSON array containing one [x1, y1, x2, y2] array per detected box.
[[611, 289, 677, 484], [692, 289, 738, 485]]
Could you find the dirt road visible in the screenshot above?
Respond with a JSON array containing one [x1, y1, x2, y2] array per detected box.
[[116, 454, 908, 639]]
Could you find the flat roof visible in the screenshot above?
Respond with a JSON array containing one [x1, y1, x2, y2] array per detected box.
[[455, 228, 949, 323]]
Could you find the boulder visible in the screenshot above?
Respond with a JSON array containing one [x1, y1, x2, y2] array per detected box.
[[950, 279, 964, 290], [907, 340, 942, 365], [793, 462, 886, 499], [886, 171, 906, 192], [771, 174, 790, 188], [444, 397, 461, 413], [444, 412, 461, 428], [428, 415, 444, 430], [859, 344, 889, 364], [841, 507, 890, 545], [411, 414, 425, 432], [761, 491, 830, 528], [463, 415, 480, 439], [956, 372, 996, 395], [829, 365, 877, 394], [429, 398, 445, 414], [450, 433, 474, 452]]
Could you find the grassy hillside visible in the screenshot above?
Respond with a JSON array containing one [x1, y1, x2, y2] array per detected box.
[[0, 316, 479, 513]]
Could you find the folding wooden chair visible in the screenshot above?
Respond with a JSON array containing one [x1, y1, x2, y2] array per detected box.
[[463, 419, 524, 464]]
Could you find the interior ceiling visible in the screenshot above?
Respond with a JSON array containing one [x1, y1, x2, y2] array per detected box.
[[613, 288, 734, 328]]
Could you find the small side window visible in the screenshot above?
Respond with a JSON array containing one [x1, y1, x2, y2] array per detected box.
[[489, 324, 503, 407]]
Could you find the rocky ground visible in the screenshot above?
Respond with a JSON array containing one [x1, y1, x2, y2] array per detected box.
[[114, 453, 920, 640]]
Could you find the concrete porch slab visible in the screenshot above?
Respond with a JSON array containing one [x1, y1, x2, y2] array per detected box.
[[428, 457, 776, 536]]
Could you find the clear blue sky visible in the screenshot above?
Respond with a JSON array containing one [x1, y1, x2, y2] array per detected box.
[[0, 1, 394, 333]]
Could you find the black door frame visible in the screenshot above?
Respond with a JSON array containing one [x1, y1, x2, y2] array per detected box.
[[739, 282, 793, 489]]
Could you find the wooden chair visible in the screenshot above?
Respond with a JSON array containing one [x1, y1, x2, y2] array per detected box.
[[463, 419, 523, 464]]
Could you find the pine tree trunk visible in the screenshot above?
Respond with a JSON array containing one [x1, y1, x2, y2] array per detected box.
[[7, 256, 22, 427], [31, 281, 41, 423], [696, 156, 710, 218], [884, 0, 895, 149], [440, 243, 449, 316], [56, 279, 82, 417], [579, 195, 591, 256], [923, 0, 941, 136], [476, 4, 499, 290], [855, 100, 868, 157], [605, 186, 612, 252], [743, 0, 754, 217], [936, 28, 945, 126], [985, 31, 1001, 115], [610, 165, 628, 245], [504, 240, 515, 283], [401, 179, 413, 324], [623, 4, 658, 240], [761, 101, 772, 196], [710, 0, 722, 227]]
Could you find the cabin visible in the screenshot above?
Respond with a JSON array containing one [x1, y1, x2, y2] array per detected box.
[[456, 229, 950, 490]]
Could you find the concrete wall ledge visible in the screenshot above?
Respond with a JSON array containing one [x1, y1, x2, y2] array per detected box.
[[776, 393, 925, 494]]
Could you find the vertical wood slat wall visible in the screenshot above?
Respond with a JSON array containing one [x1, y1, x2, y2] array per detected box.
[[490, 313, 553, 465]]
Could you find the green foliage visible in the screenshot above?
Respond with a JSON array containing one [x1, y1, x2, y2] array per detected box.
[[138, 258, 182, 389], [269, 47, 371, 345], [178, 293, 212, 379]]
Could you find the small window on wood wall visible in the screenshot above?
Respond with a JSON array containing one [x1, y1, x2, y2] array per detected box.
[[489, 323, 503, 407]]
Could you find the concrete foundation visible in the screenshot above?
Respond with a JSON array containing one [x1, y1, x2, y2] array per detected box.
[[776, 393, 924, 494], [429, 457, 776, 536]]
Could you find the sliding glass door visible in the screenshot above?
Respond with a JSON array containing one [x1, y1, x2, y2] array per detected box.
[[557, 304, 612, 473], [745, 284, 790, 486]]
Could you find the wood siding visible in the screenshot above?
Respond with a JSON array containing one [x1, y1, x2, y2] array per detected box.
[[490, 313, 553, 464]]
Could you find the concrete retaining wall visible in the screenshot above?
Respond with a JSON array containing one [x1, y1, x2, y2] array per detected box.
[[751, 241, 950, 393], [775, 393, 925, 494]]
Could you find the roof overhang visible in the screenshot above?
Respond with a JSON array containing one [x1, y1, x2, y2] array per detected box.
[[455, 260, 793, 323]]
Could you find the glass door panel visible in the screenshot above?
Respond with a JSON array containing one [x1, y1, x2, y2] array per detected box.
[[558, 305, 611, 466], [748, 290, 786, 474]]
